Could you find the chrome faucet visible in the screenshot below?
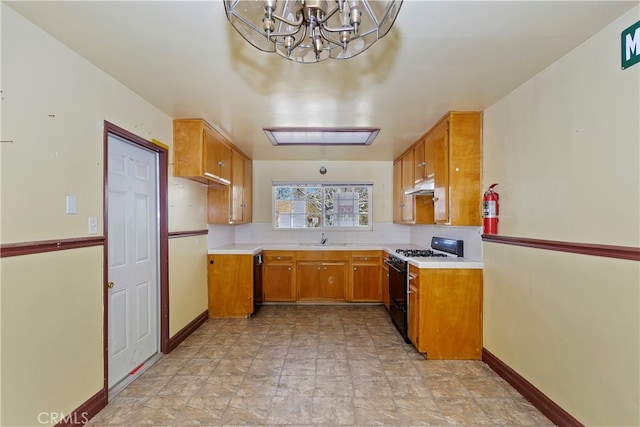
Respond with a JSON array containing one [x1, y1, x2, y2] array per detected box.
[[320, 233, 328, 245]]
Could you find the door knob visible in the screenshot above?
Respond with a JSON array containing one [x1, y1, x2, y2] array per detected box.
[[107, 281, 115, 289]]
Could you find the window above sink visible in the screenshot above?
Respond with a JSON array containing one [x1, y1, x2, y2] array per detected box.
[[272, 182, 373, 231]]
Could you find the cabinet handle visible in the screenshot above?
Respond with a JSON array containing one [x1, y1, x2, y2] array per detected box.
[[209, 260, 214, 265], [432, 197, 438, 202], [288, 267, 291, 271], [317, 267, 321, 270], [364, 257, 368, 260], [353, 267, 357, 271], [277, 256, 281, 260], [218, 161, 224, 167]]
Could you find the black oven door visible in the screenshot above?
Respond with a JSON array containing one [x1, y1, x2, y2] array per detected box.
[[386, 260, 409, 343]]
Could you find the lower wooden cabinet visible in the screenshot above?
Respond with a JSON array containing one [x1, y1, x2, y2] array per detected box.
[[262, 251, 295, 302], [207, 254, 253, 318], [211, 250, 385, 313], [409, 265, 483, 359], [350, 252, 381, 302], [408, 270, 420, 348], [297, 261, 347, 301]]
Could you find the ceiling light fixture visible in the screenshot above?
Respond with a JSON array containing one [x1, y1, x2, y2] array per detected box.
[[264, 127, 380, 146], [224, 0, 403, 63]]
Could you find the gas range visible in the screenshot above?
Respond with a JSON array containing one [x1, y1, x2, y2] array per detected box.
[[395, 249, 449, 258], [392, 237, 464, 263]]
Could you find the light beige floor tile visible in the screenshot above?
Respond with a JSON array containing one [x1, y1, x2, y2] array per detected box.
[[276, 375, 316, 396], [354, 396, 401, 425], [97, 305, 556, 427], [314, 375, 353, 397], [394, 396, 446, 425], [267, 396, 313, 424], [311, 396, 356, 425]]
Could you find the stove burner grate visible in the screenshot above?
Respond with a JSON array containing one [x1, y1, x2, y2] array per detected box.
[[395, 249, 448, 258]]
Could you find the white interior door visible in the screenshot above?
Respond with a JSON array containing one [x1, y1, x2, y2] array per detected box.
[[107, 134, 159, 389]]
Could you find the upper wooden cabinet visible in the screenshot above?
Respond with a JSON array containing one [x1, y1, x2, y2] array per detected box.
[[208, 149, 253, 224], [401, 149, 415, 223], [433, 112, 482, 226], [393, 152, 434, 225], [173, 119, 232, 185], [394, 111, 481, 226]]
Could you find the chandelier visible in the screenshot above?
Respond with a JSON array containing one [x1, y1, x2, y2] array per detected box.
[[224, 0, 403, 63]]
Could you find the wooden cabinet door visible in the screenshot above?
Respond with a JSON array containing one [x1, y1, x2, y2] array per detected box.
[[432, 119, 449, 223], [297, 262, 323, 300], [447, 112, 482, 226], [352, 260, 381, 302], [208, 254, 253, 318], [230, 150, 244, 223], [408, 270, 419, 348], [203, 126, 218, 177], [215, 140, 232, 184], [424, 130, 435, 185], [263, 263, 295, 301], [207, 147, 252, 225], [321, 262, 346, 300], [243, 157, 252, 223], [420, 269, 482, 359], [393, 160, 402, 223], [401, 150, 415, 223], [413, 138, 426, 184]]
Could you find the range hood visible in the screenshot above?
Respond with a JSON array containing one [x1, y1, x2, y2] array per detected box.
[[404, 180, 435, 196]]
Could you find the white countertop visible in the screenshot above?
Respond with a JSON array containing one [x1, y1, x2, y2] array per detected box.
[[208, 243, 483, 269]]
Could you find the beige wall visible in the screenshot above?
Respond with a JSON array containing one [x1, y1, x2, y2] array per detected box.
[[1, 248, 104, 427], [1, 5, 207, 425], [252, 160, 393, 224], [482, 6, 640, 426], [169, 235, 208, 336]]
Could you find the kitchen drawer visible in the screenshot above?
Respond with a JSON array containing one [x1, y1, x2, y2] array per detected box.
[[352, 251, 382, 263], [352, 256, 380, 264], [263, 251, 295, 263]]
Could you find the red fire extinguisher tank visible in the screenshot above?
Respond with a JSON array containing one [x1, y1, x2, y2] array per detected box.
[[483, 183, 499, 234]]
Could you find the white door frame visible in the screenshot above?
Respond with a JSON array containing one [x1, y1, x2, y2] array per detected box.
[[103, 121, 169, 397]]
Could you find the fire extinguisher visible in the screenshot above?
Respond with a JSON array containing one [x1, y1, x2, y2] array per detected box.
[[483, 183, 499, 235]]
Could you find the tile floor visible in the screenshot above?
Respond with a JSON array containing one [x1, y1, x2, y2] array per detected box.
[[88, 305, 555, 426]]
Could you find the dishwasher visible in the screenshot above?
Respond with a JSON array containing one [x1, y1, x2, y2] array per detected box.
[[253, 252, 263, 314]]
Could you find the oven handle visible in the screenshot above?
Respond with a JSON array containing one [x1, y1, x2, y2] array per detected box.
[[384, 259, 406, 273]]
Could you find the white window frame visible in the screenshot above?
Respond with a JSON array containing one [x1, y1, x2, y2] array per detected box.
[[272, 182, 373, 231]]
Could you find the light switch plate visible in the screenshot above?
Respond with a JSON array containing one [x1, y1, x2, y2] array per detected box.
[[66, 195, 77, 214], [88, 217, 98, 235]]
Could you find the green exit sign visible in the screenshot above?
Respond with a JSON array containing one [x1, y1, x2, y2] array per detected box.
[[622, 20, 640, 69]]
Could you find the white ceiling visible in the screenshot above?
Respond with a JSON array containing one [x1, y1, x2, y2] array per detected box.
[[6, 1, 637, 161]]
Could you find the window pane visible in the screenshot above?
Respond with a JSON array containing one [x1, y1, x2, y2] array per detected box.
[[274, 182, 371, 230]]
